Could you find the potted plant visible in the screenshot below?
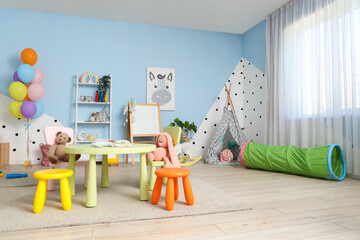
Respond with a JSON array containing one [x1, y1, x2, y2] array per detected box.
[[170, 118, 198, 138], [97, 75, 111, 102]]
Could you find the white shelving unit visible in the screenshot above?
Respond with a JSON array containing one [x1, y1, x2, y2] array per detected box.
[[75, 74, 112, 144]]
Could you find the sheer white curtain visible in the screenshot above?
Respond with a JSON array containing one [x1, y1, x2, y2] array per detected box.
[[266, 0, 360, 177]]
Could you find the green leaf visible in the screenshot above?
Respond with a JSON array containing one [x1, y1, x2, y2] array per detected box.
[[184, 121, 189, 129]]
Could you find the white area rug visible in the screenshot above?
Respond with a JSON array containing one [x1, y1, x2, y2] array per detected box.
[[0, 164, 251, 232]]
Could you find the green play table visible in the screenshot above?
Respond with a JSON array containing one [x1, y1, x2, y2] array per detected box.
[[64, 143, 156, 207]]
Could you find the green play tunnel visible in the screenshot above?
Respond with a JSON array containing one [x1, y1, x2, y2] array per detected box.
[[240, 142, 346, 180]]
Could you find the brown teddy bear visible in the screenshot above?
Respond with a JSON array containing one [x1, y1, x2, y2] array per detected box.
[[48, 131, 81, 164]]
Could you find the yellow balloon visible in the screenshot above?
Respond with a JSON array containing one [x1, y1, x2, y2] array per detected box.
[[9, 82, 27, 101], [9, 101, 23, 119]]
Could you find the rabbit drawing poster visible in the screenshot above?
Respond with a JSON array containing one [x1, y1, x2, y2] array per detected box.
[[147, 67, 175, 110]]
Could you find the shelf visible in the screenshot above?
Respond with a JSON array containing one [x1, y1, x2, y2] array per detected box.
[[78, 82, 99, 86], [77, 101, 111, 105], [75, 74, 112, 144], [77, 121, 111, 124]]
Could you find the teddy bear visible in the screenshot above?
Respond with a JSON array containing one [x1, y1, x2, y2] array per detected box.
[[88, 112, 97, 122], [48, 131, 81, 164], [146, 132, 180, 168]]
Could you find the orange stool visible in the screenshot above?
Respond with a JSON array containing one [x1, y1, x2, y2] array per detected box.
[[152, 168, 194, 211]]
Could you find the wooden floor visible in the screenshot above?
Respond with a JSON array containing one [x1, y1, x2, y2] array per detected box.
[[1, 162, 360, 240]]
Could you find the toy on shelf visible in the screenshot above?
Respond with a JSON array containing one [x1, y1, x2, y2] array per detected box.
[[79, 72, 99, 84], [0, 171, 4, 177], [96, 108, 110, 122], [87, 112, 97, 122], [87, 134, 98, 141], [80, 96, 94, 102], [77, 131, 87, 141], [6, 173, 28, 179]]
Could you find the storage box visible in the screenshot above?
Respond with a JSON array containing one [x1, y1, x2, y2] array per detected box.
[[0, 143, 9, 167]]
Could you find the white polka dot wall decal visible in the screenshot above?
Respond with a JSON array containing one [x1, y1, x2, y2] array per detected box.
[[0, 93, 63, 164]]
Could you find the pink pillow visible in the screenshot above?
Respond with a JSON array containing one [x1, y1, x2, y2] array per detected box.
[[220, 149, 233, 162]]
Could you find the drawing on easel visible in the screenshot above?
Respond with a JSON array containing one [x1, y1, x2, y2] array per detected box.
[[147, 67, 175, 111]]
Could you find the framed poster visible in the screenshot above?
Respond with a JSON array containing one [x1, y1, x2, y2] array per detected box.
[[147, 67, 175, 111]]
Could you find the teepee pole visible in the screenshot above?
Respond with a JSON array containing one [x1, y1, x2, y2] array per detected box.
[[224, 84, 235, 111]]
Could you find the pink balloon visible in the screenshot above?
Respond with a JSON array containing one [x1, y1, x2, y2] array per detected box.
[[28, 83, 44, 101], [31, 69, 44, 84]]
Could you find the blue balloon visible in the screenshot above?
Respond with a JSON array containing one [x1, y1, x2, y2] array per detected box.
[[32, 101, 44, 119], [17, 64, 35, 84]]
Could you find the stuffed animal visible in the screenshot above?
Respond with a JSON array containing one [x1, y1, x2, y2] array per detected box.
[[48, 131, 81, 164], [146, 132, 180, 168], [39, 143, 51, 166], [88, 112, 97, 122], [220, 149, 233, 162]]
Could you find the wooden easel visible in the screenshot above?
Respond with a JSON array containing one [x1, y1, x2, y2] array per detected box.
[[126, 102, 161, 165]]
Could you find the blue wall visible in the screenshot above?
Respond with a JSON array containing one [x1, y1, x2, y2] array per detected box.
[[243, 20, 266, 73], [0, 8, 243, 140]]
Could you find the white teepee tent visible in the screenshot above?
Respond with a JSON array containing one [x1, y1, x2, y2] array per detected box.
[[205, 84, 249, 165]]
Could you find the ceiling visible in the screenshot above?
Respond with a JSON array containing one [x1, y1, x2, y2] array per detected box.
[[0, 0, 289, 34]]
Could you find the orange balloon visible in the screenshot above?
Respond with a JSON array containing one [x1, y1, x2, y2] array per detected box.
[[21, 48, 38, 66], [24, 84, 30, 101]]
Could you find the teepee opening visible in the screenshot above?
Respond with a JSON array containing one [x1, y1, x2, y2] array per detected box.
[[205, 83, 249, 165]]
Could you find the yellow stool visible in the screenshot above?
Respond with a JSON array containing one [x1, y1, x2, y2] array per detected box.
[[33, 169, 73, 214]]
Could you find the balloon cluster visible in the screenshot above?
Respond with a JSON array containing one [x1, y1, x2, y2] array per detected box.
[[9, 48, 45, 119]]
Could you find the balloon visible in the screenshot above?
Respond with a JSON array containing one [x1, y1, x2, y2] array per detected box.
[[24, 84, 31, 101], [28, 83, 44, 101], [32, 101, 44, 119], [20, 101, 37, 118], [9, 82, 27, 101], [13, 71, 24, 84], [31, 69, 44, 83], [17, 64, 35, 84], [9, 101, 23, 119], [21, 48, 38, 66]]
